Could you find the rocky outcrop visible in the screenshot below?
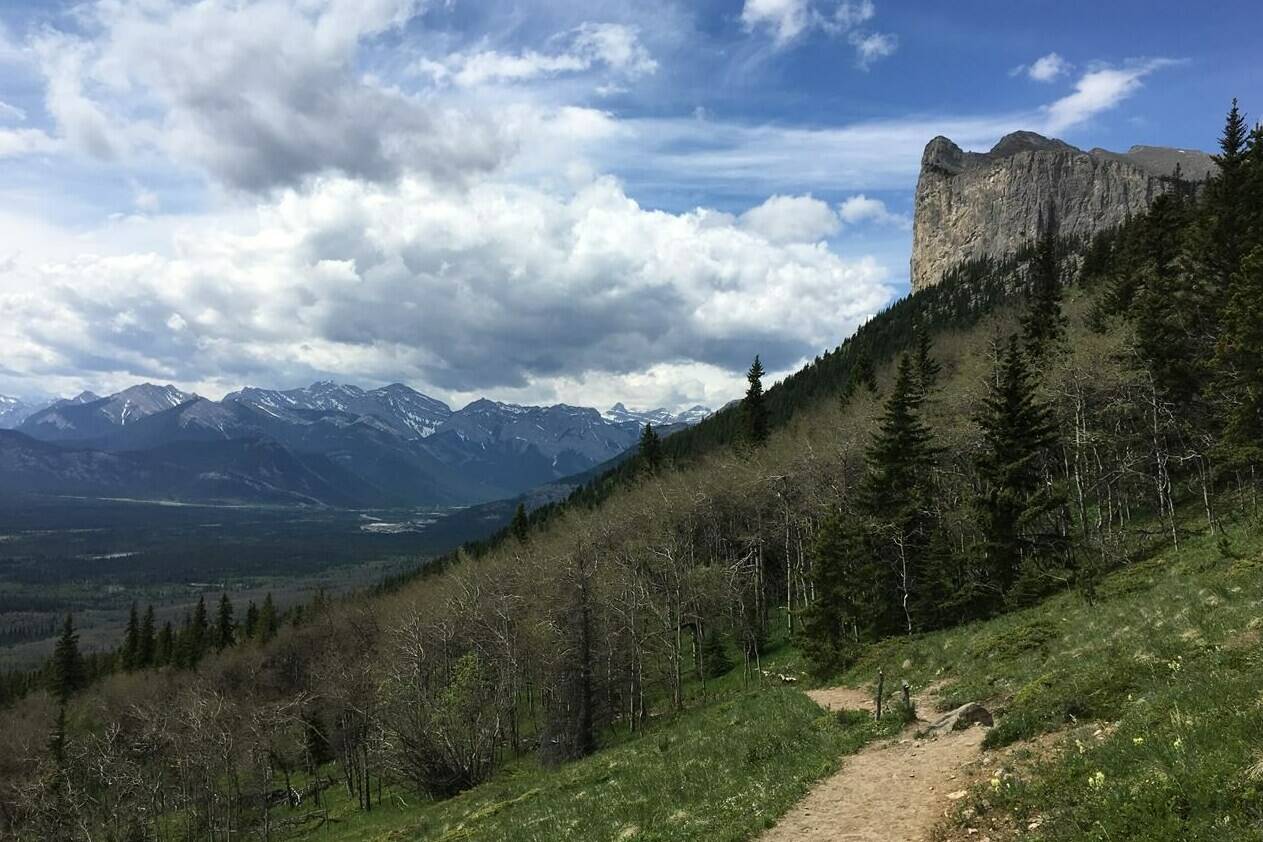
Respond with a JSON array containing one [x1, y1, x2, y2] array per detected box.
[[910, 131, 1215, 291]]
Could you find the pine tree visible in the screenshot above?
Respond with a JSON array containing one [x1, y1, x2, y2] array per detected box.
[[215, 594, 235, 650], [244, 601, 259, 640], [510, 503, 530, 542], [860, 354, 942, 635], [912, 329, 941, 397], [699, 629, 733, 679], [743, 355, 769, 446], [138, 605, 156, 668], [840, 346, 878, 406], [974, 336, 1060, 603], [259, 593, 279, 643], [121, 602, 140, 671], [1215, 247, 1263, 467], [1022, 215, 1067, 361], [638, 422, 662, 472], [156, 621, 174, 666], [801, 511, 873, 673], [51, 615, 83, 703]]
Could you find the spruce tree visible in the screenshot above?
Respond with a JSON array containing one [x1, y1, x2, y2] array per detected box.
[[1215, 247, 1263, 467], [215, 594, 235, 650], [1022, 215, 1067, 361], [840, 346, 879, 405], [156, 622, 174, 666], [259, 593, 279, 643], [912, 329, 941, 397], [699, 629, 733, 679], [51, 615, 84, 703], [743, 355, 769, 446], [638, 422, 662, 472], [860, 354, 941, 635], [244, 601, 259, 640], [121, 602, 140, 671], [801, 511, 873, 673], [138, 605, 156, 668], [974, 336, 1059, 603], [510, 503, 530, 542]]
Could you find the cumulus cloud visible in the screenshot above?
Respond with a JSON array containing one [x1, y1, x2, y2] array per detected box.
[[739, 194, 840, 244], [1042, 60, 1174, 133], [838, 194, 909, 228], [0, 177, 891, 401], [19, 0, 510, 191], [1028, 52, 1071, 82], [416, 22, 657, 87], [741, 0, 895, 67]]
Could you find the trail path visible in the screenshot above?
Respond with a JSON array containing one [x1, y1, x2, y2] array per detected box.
[[761, 685, 988, 842]]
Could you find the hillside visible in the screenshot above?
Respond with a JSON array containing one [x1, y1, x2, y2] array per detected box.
[[0, 102, 1259, 842]]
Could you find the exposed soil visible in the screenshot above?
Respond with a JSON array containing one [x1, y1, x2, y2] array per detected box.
[[761, 684, 989, 842]]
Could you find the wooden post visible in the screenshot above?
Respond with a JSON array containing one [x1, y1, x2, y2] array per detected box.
[[874, 669, 884, 720]]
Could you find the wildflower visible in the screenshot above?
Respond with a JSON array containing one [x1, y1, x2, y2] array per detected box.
[[990, 776, 1003, 791], [1088, 771, 1106, 790], [1133, 737, 1144, 746], [1173, 738, 1184, 750]]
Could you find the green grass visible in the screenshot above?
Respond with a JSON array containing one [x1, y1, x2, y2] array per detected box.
[[831, 513, 1263, 841], [288, 511, 1263, 842], [309, 685, 898, 842]]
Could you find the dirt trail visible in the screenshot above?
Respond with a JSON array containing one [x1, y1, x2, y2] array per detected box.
[[761, 685, 987, 842]]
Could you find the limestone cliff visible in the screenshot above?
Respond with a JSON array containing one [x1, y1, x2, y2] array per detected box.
[[909, 131, 1215, 291]]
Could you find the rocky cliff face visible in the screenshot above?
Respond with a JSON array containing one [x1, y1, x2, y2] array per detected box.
[[910, 131, 1215, 291]]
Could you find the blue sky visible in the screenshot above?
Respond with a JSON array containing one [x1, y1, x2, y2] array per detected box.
[[0, 0, 1256, 410]]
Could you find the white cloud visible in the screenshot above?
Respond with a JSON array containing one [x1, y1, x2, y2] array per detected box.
[[1042, 60, 1173, 133], [838, 194, 909, 228], [0, 100, 24, 122], [849, 31, 897, 70], [1027, 52, 1071, 82], [741, 0, 895, 66], [0, 176, 891, 406], [739, 194, 840, 244], [20, 0, 510, 191], [0, 127, 58, 156], [418, 23, 657, 88]]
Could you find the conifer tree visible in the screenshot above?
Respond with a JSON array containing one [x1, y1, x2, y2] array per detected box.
[[912, 329, 941, 397], [156, 622, 174, 666], [51, 615, 83, 703], [974, 336, 1059, 602], [860, 354, 941, 634], [1022, 214, 1067, 361], [510, 503, 530, 542], [801, 512, 872, 672], [699, 629, 733, 679], [1215, 248, 1263, 467], [743, 355, 769, 446], [138, 605, 156, 669], [215, 594, 235, 650], [244, 601, 259, 640], [121, 602, 140, 671], [840, 346, 879, 405], [259, 593, 279, 643], [638, 422, 662, 472]]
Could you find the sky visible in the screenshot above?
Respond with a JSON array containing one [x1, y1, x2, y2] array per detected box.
[[0, 0, 1257, 412]]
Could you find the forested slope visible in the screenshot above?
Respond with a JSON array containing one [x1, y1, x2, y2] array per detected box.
[[1, 101, 1261, 841]]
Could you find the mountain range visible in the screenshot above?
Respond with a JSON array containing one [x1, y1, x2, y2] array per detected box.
[[0, 383, 709, 507]]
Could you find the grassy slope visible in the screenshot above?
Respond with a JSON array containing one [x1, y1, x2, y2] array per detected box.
[[312, 640, 898, 842], [297, 506, 1263, 842], [845, 510, 1263, 842]]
